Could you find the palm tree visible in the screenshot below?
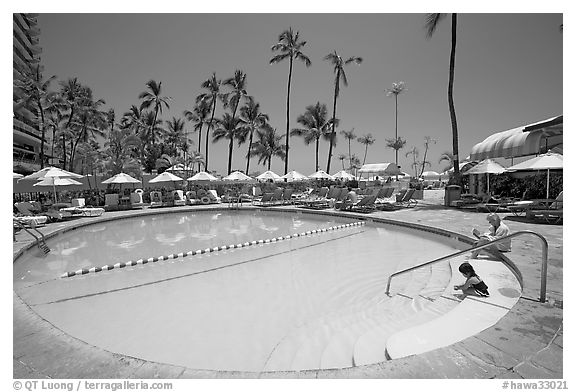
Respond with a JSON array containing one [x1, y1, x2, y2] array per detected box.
[[324, 50, 363, 173], [425, 13, 460, 179], [212, 113, 245, 174], [13, 64, 57, 168], [196, 73, 226, 172], [385, 137, 407, 166], [270, 27, 312, 174], [138, 80, 172, 147], [57, 77, 85, 169], [349, 154, 362, 177], [164, 117, 187, 156], [419, 136, 437, 177], [438, 151, 455, 171], [238, 97, 269, 174], [223, 70, 251, 121], [340, 128, 357, 169], [290, 102, 335, 172], [249, 124, 286, 171], [337, 153, 347, 170], [103, 126, 141, 177], [386, 81, 406, 168], [183, 100, 211, 172], [405, 146, 420, 177], [357, 133, 376, 165]]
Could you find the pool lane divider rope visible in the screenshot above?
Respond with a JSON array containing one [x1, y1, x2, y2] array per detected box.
[[60, 221, 366, 278]]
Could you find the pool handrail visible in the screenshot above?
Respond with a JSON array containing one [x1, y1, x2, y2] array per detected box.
[[385, 230, 549, 303], [13, 218, 50, 252]]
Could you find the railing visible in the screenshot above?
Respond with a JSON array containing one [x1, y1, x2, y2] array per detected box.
[[385, 231, 549, 303], [13, 219, 50, 254]]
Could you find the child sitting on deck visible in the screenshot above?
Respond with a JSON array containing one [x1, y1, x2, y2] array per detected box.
[[454, 262, 490, 297]]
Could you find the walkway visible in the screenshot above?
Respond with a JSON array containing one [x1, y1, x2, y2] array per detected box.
[[13, 191, 563, 378]]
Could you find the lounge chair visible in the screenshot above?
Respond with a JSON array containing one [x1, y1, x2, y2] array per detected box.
[[13, 214, 48, 227], [186, 190, 199, 205], [253, 192, 274, 206], [14, 201, 69, 222], [296, 187, 328, 205], [377, 188, 417, 210], [345, 194, 378, 213], [524, 191, 563, 224], [149, 191, 163, 208], [104, 193, 120, 211], [375, 187, 394, 205], [263, 188, 284, 206], [508, 191, 563, 217], [207, 189, 222, 203], [282, 188, 294, 204], [172, 190, 186, 206], [130, 189, 144, 208]]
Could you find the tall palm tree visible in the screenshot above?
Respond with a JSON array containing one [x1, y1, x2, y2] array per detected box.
[[196, 73, 226, 172], [13, 64, 57, 168], [405, 146, 420, 177], [357, 133, 376, 165], [183, 100, 211, 172], [419, 136, 437, 177], [324, 50, 363, 173], [249, 124, 286, 171], [425, 13, 460, 179], [238, 97, 269, 174], [290, 102, 335, 172], [270, 27, 312, 174], [386, 81, 406, 168], [212, 113, 245, 174], [223, 70, 251, 121], [104, 126, 141, 177], [340, 128, 357, 169], [57, 78, 85, 169], [139, 80, 172, 147]]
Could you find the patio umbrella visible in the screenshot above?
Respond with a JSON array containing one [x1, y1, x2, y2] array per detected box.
[[505, 152, 563, 199], [332, 170, 355, 180], [13, 172, 23, 179], [463, 158, 506, 194], [421, 171, 441, 180], [149, 172, 184, 189], [101, 172, 142, 193], [308, 170, 334, 180], [33, 176, 83, 204], [223, 171, 253, 181], [256, 170, 282, 182], [187, 171, 217, 181], [19, 166, 84, 182], [281, 170, 309, 181]]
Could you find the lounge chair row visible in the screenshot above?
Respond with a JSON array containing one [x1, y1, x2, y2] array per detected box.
[[147, 189, 222, 208], [297, 187, 417, 212]]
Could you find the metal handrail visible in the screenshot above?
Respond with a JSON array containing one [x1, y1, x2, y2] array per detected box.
[[385, 230, 549, 303], [13, 219, 46, 245]]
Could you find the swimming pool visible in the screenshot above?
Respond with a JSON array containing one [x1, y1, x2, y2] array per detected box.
[[14, 209, 466, 372]]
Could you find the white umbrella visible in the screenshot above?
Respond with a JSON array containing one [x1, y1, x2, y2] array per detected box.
[[33, 177, 83, 204], [308, 170, 334, 180], [187, 171, 217, 181], [166, 164, 196, 172], [421, 170, 441, 180], [101, 172, 141, 184], [13, 172, 23, 179], [506, 152, 562, 199], [463, 158, 506, 194], [19, 166, 83, 182], [256, 170, 282, 181], [281, 170, 309, 181], [223, 171, 253, 181], [149, 171, 184, 183], [332, 170, 355, 180]]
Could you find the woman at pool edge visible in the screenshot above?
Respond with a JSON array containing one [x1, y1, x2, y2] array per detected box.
[[454, 262, 490, 297], [471, 213, 511, 259]]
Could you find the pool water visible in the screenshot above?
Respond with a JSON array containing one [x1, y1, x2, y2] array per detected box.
[[14, 210, 462, 372]]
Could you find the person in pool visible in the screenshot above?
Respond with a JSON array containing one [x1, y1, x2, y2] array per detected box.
[[454, 262, 490, 297]]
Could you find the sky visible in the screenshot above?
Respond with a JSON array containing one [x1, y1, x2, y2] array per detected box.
[[19, 10, 565, 177]]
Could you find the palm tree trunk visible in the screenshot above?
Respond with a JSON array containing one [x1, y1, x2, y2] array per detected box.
[[326, 70, 339, 173], [51, 127, 56, 163], [61, 134, 67, 169], [363, 144, 368, 165], [315, 138, 319, 172], [246, 130, 254, 174], [37, 100, 46, 169], [267, 157, 271, 171], [197, 124, 203, 172], [284, 57, 293, 175], [348, 139, 352, 170], [205, 101, 217, 172], [448, 13, 460, 180], [394, 94, 398, 168], [227, 137, 234, 174], [151, 106, 159, 146]]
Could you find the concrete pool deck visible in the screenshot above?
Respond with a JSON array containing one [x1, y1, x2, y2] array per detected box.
[[13, 191, 563, 379]]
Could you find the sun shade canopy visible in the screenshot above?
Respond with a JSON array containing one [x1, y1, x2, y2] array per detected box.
[[357, 163, 401, 176], [469, 116, 562, 161]]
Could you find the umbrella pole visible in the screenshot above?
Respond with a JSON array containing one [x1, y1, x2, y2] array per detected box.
[[487, 174, 490, 195], [52, 183, 57, 204], [546, 169, 550, 200]]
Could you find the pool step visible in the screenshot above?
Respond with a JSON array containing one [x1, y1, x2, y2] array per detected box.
[[262, 260, 454, 372]]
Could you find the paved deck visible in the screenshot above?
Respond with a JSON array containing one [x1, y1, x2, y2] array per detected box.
[[13, 191, 563, 379]]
